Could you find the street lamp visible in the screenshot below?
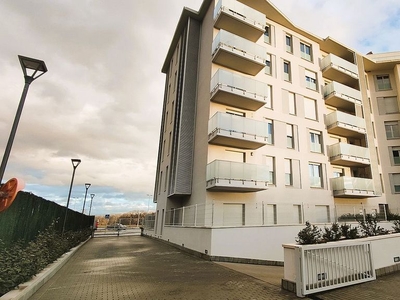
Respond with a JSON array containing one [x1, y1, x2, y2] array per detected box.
[[89, 193, 95, 216], [81, 183, 91, 214], [0, 55, 47, 183], [62, 159, 81, 235]]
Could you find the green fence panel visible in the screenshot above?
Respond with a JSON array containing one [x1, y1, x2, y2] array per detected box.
[[0, 191, 94, 247]]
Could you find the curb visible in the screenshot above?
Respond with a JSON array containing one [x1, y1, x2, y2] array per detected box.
[[0, 237, 91, 300]]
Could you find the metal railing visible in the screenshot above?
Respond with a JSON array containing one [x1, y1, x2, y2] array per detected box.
[[162, 202, 394, 228], [296, 241, 375, 297]]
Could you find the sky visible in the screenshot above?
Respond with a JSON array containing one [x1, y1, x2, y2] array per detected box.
[[1, 0, 400, 216]]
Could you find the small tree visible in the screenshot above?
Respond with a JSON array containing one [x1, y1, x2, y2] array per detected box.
[[322, 223, 342, 242], [357, 214, 389, 237], [296, 221, 322, 245], [340, 223, 360, 239], [392, 220, 400, 233]]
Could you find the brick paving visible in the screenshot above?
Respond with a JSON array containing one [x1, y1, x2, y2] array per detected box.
[[29, 235, 400, 300], [29, 236, 298, 300]]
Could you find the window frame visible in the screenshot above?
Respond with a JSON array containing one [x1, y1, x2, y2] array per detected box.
[[285, 34, 292, 53], [309, 130, 322, 153], [283, 60, 291, 82], [309, 162, 322, 188], [385, 121, 400, 139], [300, 42, 312, 61], [376, 74, 392, 91]]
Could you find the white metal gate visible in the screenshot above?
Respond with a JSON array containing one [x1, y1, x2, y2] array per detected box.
[[297, 242, 376, 297]]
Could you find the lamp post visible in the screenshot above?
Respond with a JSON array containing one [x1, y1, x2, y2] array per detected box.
[[89, 193, 95, 216], [81, 183, 91, 214], [0, 55, 47, 183], [62, 159, 81, 235]]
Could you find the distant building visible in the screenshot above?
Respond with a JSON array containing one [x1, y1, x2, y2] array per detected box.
[[146, 0, 400, 262]]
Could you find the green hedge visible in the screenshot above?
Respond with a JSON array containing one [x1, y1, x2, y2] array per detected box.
[[0, 191, 94, 247]]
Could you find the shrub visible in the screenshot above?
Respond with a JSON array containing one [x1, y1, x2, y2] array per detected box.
[[340, 223, 360, 239], [322, 223, 342, 242], [296, 221, 322, 245], [0, 224, 91, 296], [357, 214, 389, 237], [392, 220, 400, 233]]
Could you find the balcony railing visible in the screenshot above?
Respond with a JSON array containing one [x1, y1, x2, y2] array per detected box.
[[328, 143, 370, 167], [212, 29, 267, 75], [331, 177, 377, 198], [323, 81, 362, 112], [325, 110, 366, 138], [321, 53, 359, 89], [206, 160, 269, 192], [208, 112, 269, 149], [214, 0, 265, 42], [210, 69, 269, 110]]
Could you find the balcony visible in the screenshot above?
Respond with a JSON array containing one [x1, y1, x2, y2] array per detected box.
[[328, 143, 370, 167], [206, 160, 269, 192], [325, 111, 366, 138], [331, 177, 378, 198], [208, 112, 269, 150], [210, 69, 269, 110], [323, 81, 362, 113], [321, 54, 359, 89], [214, 0, 265, 42], [212, 29, 267, 75]]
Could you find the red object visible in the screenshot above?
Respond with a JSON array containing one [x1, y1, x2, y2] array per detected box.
[[0, 178, 25, 213]]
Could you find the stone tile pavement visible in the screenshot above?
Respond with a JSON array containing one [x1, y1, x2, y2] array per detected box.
[[28, 236, 298, 300], [26, 235, 400, 300]]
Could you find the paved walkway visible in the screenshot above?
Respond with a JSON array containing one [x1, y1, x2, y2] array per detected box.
[[28, 235, 400, 300]]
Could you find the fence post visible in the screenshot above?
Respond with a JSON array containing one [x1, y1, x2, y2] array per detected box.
[[383, 204, 387, 221], [295, 247, 304, 298], [362, 204, 366, 223], [194, 204, 197, 227], [182, 206, 185, 227]]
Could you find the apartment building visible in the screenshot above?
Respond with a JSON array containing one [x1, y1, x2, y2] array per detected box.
[[147, 0, 400, 262]]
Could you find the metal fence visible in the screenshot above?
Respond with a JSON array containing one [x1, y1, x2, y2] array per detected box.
[[162, 202, 396, 228], [296, 241, 375, 297]]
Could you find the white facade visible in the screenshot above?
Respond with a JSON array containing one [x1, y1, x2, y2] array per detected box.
[[147, 0, 400, 262]]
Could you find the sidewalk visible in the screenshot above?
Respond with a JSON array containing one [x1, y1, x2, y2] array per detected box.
[[23, 235, 400, 299], [27, 235, 298, 300]]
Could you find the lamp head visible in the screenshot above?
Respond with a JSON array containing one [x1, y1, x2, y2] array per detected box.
[[71, 158, 81, 168], [85, 183, 91, 189], [18, 55, 47, 83]]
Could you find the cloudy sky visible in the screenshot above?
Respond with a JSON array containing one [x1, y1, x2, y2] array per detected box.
[[1, 0, 400, 216]]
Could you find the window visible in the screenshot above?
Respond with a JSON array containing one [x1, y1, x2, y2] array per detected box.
[[378, 97, 399, 114], [293, 205, 302, 224], [171, 102, 174, 123], [265, 54, 272, 75], [173, 71, 177, 92], [309, 163, 322, 188], [168, 132, 172, 155], [225, 150, 245, 162], [265, 156, 275, 184], [158, 171, 163, 195], [226, 109, 245, 117], [265, 84, 272, 109], [283, 61, 291, 81], [300, 42, 312, 61], [266, 204, 277, 225], [376, 75, 391, 91], [304, 97, 317, 120], [315, 205, 330, 223], [288, 92, 296, 115], [391, 173, 400, 193], [264, 25, 270, 44], [385, 121, 400, 139], [286, 124, 294, 149], [333, 167, 343, 178], [162, 140, 166, 161], [392, 147, 400, 165], [265, 118, 273, 144], [305, 70, 317, 90], [285, 159, 292, 186], [164, 166, 168, 192], [286, 35, 292, 53], [309, 130, 322, 153]]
